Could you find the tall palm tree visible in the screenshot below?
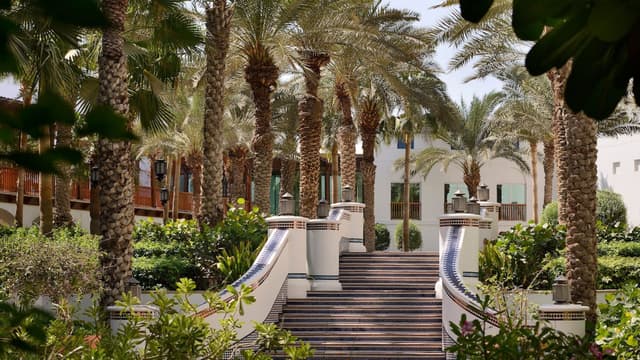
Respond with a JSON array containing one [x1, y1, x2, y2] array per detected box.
[[412, 92, 530, 199], [199, 0, 234, 226], [96, 0, 135, 306], [272, 86, 301, 199], [493, 67, 553, 222]]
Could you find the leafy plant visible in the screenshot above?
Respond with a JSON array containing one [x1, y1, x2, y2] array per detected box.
[[0, 226, 101, 304], [597, 190, 628, 228], [540, 201, 558, 227], [597, 284, 640, 359], [0, 301, 53, 357], [217, 200, 268, 250], [394, 222, 422, 251], [374, 224, 390, 251], [216, 241, 261, 286]]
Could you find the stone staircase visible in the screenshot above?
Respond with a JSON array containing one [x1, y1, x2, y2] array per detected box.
[[279, 252, 445, 359]]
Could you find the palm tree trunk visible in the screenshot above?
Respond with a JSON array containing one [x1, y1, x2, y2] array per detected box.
[[229, 147, 247, 203], [53, 122, 73, 227], [542, 139, 554, 207], [529, 141, 539, 223], [298, 52, 330, 218], [551, 64, 598, 325], [402, 133, 411, 252], [331, 143, 339, 203], [463, 160, 481, 199], [246, 49, 278, 215], [15, 89, 32, 227], [39, 125, 53, 234], [172, 157, 181, 220], [359, 101, 380, 252], [279, 158, 297, 198], [97, 0, 135, 307], [336, 81, 356, 189], [188, 153, 203, 218], [199, 0, 233, 226]]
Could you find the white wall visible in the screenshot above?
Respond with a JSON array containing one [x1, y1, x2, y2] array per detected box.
[[597, 134, 640, 226], [374, 137, 546, 252]]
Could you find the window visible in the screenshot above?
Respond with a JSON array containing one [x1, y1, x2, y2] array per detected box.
[[635, 160, 640, 172], [497, 183, 526, 221], [390, 183, 420, 219], [613, 161, 620, 174], [397, 138, 414, 149]]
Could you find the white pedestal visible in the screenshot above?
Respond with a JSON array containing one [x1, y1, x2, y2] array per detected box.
[[538, 304, 589, 337], [307, 219, 342, 291]]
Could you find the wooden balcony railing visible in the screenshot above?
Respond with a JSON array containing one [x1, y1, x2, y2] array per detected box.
[[499, 203, 527, 221], [0, 167, 194, 213], [390, 202, 421, 220], [444, 202, 527, 221]]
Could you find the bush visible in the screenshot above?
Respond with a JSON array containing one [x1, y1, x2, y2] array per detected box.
[[597, 190, 627, 228], [132, 256, 198, 290], [480, 222, 565, 290], [0, 226, 101, 304], [597, 285, 640, 358], [374, 224, 390, 251], [540, 201, 558, 227], [394, 222, 422, 251], [598, 256, 640, 289], [598, 241, 640, 257]]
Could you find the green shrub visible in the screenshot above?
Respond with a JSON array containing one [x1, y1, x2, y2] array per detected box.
[[597, 285, 640, 358], [540, 201, 558, 227], [217, 200, 268, 250], [0, 226, 101, 304], [374, 224, 390, 251], [597, 190, 627, 228], [598, 241, 640, 257], [394, 222, 422, 251], [132, 256, 198, 290], [216, 241, 261, 285], [598, 256, 640, 289], [480, 222, 565, 290]]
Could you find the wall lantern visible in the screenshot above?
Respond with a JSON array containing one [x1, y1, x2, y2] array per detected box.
[[222, 173, 229, 198], [279, 193, 295, 216], [478, 183, 490, 202], [452, 190, 467, 213], [90, 166, 99, 185], [552, 275, 570, 304], [154, 159, 167, 182], [317, 200, 330, 219], [160, 187, 169, 206], [342, 185, 354, 202], [127, 277, 142, 299]]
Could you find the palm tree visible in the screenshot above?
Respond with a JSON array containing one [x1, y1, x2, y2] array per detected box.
[[272, 86, 301, 200], [199, 0, 234, 226], [493, 67, 553, 222], [412, 92, 530, 199]]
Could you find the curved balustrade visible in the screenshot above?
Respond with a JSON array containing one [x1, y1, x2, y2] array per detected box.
[[440, 225, 498, 348]]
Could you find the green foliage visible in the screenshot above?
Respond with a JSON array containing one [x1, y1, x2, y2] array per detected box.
[[540, 201, 558, 227], [374, 224, 390, 251], [457, 0, 640, 120], [394, 222, 422, 251], [598, 242, 640, 257], [597, 190, 628, 228], [597, 222, 640, 243], [598, 256, 640, 290], [448, 297, 606, 359], [597, 285, 640, 359], [2, 279, 313, 359], [480, 222, 565, 289], [132, 206, 267, 290], [0, 226, 101, 304]]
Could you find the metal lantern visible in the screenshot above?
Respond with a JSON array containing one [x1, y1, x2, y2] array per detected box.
[[279, 192, 295, 216], [127, 277, 142, 299], [342, 185, 354, 202], [160, 187, 169, 206], [90, 166, 99, 185], [317, 200, 330, 219], [154, 159, 167, 182], [452, 190, 467, 213], [552, 275, 570, 304], [477, 183, 490, 202], [222, 173, 229, 198], [467, 196, 480, 215]]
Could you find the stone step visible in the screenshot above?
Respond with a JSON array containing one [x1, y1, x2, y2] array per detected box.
[[340, 268, 440, 274], [339, 275, 440, 283], [282, 313, 443, 323], [308, 289, 436, 298], [341, 251, 439, 257], [286, 297, 442, 306], [281, 321, 443, 332], [272, 350, 446, 359], [283, 304, 442, 314], [340, 284, 435, 292], [302, 340, 443, 350], [289, 331, 442, 340]]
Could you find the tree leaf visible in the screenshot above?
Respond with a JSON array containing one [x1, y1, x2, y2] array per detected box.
[[512, 0, 571, 40], [460, 0, 493, 23], [78, 106, 139, 141], [588, 0, 639, 42], [33, 0, 106, 29]]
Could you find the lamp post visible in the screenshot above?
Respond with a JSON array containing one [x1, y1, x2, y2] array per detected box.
[[317, 200, 330, 219], [552, 275, 570, 304], [160, 187, 169, 224], [89, 166, 100, 235], [452, 189, 467, 213], [222, 173, 229, 215], [279, 193, 294, 216], [341, 185, 354, 202], [467, 196, 480, 215], [478, 183, 490, 202], [154, 159, 169, 223]]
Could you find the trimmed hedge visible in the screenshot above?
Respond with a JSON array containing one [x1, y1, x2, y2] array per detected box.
[[394, 222, 422, 251], [375, 224, 390, 251], [598, 241, 640, 257], [598, 256, 640, 289]]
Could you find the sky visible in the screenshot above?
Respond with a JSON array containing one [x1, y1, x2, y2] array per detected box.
[[0, 0, 502, 102]]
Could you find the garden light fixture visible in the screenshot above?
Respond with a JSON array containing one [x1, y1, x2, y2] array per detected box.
[[342, 185, 354, 202], [317, 200, 329, 219], [279, 193, 294, 216], [552, 275, 570, 304], [478, 183, 490, 202], [453, 190, 467, 213], [154, 159, 167, 182]]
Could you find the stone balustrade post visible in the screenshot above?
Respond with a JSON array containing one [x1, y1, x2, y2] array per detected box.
[[330, 202, 366, 252], [266, 216, 310, 298], [307, 218, 342, 291]]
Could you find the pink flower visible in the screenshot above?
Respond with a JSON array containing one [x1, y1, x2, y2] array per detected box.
[[461, 320, 474, 336], [589, 343, 603, 360]]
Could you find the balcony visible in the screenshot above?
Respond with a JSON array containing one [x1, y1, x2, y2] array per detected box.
[[390, 202, 421, 220], [443, 202, 527, 221]]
